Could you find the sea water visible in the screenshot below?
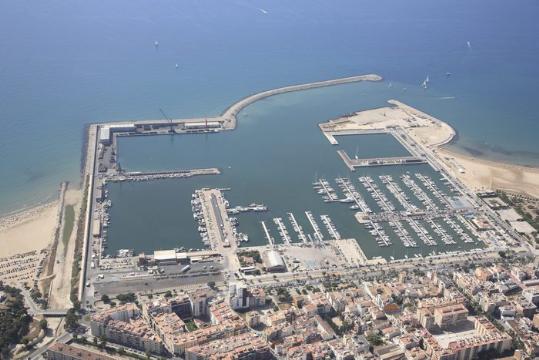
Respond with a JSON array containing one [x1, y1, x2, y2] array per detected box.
[[1, 0, 538, 215]]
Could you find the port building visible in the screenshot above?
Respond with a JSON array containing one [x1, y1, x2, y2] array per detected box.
[[98, 123, 136, 145], [153, 250, 183, 265], [183, 120, 222, 130], [262, 250, 286, 272]]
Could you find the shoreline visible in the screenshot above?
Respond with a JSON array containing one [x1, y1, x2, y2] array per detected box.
[[0, 200, 59, 232], [391, 99, 539, 198], [321, 99, 539, 199], [438, 147, 539, 198], [2, 76, 538, 250], [0, 199, 59, 259]]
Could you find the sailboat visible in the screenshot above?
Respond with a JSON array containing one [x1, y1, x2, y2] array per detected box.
[[421, 75, 430, 89]]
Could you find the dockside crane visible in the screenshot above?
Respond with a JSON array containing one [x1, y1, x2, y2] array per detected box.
[[159, 108, 175, 133]]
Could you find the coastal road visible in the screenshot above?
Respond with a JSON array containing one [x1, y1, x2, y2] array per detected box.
[[247, 250, 505, 290]]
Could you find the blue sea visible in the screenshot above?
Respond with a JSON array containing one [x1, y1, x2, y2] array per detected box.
[[1, 0, 538, 215]]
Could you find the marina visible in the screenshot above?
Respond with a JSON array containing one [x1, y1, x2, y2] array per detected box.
[[99, 86, 488, 261], [359, 176, 396, 212], [401, 174, 438, 210], [313, 179, 339, 202], [335, 177, 372, 213]]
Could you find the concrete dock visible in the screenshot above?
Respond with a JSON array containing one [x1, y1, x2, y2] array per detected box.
[[288, 212, 308, 244], [106, 168, 221, 182], [337, 150, 425, 170], [261, 221, 275, 247]]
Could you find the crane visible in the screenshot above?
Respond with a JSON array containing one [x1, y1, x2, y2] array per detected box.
[[159, 108, 174, 133]]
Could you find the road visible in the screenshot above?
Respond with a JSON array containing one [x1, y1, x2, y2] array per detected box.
[[246, 248, 507, 289], [27, 332, 72, 360]]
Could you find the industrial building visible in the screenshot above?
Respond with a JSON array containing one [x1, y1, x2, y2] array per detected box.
[[153, 250, 188, 266], [98, 123, 136, 145], [262, 250, 286, 272], [183, 120, 222, 130]]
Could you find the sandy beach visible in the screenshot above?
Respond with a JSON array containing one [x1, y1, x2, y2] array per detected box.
[[438, 148, 539, 198], [322, 99, 539, 199], [0, 201, 59, 258]]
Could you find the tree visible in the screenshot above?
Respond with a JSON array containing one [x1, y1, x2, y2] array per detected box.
[[366, 332, 384, 346], [0, 285, 32, 356], [116, 293, 136, 304], [207, 281, 216, 289], [164, 290, 172, 298], [64, 308, 80, 332], [101, 294, 110, 304], [39, 319, 48, 330], [99, 335, 107, 349], [72, 299, 81, 311]]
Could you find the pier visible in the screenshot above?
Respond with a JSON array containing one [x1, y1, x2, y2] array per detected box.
[[359, 176, 396, 212], [407, 218, 437, 246], [98, 74, 382, 135], [367, 221, 392, 247], [427, 218, 456, 245], [227, 203, 268, 215], [388, 221, 417, 248], [380, 175, 415, 212], [305, 211, 323, 243], [338, 150, 425, 170], [221, 74, 382, 128], [320, 215, 341, 240], [196, 189, 237, 250], [313, 179, 339, 202], [401, 174, 438, 210], [106, 168, 221, 183], [335, 177, 372, 213], [261, 221, 275, 247], [415, 173, 450, 208], [273, 217, 292, 245], [288, 213, 308, 244]]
